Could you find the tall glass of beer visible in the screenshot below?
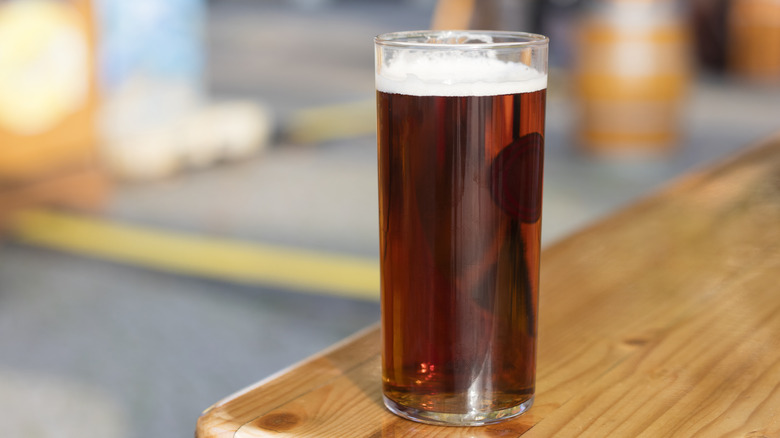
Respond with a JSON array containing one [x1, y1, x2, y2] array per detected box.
[[375, 30, 548, 426]]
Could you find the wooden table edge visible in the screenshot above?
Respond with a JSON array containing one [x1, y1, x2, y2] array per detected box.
[[196, 322, 381, 437]]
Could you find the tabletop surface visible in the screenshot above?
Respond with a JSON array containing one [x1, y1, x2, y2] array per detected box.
[[196, 133, 780, 437]]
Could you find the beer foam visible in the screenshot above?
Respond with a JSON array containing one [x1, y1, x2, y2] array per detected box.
[[376, 51, 547, 97]]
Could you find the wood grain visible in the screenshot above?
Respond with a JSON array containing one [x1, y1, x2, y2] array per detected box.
[[197, 133, 780, 437]]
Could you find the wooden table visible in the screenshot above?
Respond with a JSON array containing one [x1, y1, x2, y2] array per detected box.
[[197, 133, 780, 437]]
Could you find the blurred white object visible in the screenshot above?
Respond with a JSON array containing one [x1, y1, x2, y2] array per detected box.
[[103, 101, 273, 181], [95, 0, 273, 181], [95, 0, 205, 130]]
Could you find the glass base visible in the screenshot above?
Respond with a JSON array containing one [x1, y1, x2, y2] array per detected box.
[[383, 394, 534, 427]]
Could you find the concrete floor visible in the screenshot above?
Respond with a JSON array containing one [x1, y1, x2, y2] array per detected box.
[[1, 1, 779, 437]]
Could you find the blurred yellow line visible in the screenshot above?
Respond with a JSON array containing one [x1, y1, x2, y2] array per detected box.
[[9, 209, 380, 301], [287, 99, 376, 144]]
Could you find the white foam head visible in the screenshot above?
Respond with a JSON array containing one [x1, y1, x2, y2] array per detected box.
[[376, 49, 547, 97]]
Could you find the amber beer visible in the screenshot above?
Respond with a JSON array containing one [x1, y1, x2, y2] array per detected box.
[[375, 31, 548, 426]]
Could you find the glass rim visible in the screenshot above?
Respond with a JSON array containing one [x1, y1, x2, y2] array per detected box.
[[374, 30, 548, 49]]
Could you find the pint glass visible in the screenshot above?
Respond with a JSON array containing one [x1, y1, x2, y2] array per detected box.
[[375, 31, 548, 426]]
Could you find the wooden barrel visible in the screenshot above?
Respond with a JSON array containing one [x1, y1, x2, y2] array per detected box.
[[573, 0, 692, 157], [728, 0, 780, 83]]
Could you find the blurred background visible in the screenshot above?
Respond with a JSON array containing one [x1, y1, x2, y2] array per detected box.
[[1, 0, 779, 436]]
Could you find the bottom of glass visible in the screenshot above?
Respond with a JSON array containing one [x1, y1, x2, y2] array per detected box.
[[383, 394, 534, 427]]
